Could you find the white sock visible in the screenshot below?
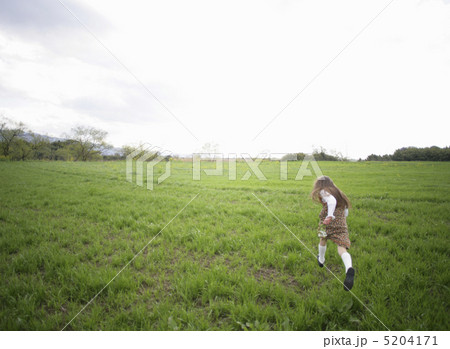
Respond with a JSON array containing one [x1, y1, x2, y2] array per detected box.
[[341, 252, 352, 272], [318, 244, 327, 264]]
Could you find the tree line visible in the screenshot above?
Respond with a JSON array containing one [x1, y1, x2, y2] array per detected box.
[[365, 146, 450, 161], [2, 117, 448, 162], [282, 147, 348, 161], [0, 117, 140, 161]]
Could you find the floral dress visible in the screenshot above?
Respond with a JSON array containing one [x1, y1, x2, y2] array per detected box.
[[318, 202, 351, 249]]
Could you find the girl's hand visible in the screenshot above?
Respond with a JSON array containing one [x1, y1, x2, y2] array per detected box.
[[323, 217, 332, 225]]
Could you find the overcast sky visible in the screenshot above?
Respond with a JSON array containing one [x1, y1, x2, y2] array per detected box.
[[0, 0, 449, 158]]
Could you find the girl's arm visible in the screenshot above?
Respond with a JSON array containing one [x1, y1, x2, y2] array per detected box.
[[320, 190, 336, 221]]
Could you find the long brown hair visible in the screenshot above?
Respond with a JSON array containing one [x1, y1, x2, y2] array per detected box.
[[311, 176, 351, 208]]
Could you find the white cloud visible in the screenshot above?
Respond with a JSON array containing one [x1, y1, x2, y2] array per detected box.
[[0, 0, 449, 158]]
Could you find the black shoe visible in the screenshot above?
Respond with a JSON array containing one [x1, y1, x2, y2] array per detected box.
[[317, 255, 324, 268], [344, 267, 355, 291]]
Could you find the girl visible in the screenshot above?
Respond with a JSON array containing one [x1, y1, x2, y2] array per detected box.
[[311, 176, 355, 291]]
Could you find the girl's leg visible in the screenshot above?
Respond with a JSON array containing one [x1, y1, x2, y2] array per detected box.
[[337, 246, 352, 271], [318, 238, 327, 265], [337, 245, 355, 291]]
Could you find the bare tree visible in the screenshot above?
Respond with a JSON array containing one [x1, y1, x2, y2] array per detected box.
[[200, 142, 219, 160], [29, 133, 51, 160], [0, 116, 26, 157], [11, 138, 33, 161], [68, 126, 111, 161], [121, 143, 158, 160]]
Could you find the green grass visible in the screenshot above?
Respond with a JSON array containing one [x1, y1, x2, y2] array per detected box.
[[0, 160, 448, 330]]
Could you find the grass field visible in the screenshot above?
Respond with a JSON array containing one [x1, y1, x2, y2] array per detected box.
[[0, 160, 449, 330]]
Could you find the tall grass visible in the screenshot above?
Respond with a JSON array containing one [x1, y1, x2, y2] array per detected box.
[[0, 160, 448, 330]]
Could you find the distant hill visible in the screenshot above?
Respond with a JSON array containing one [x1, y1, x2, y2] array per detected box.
[[21, 132, 64, 143]]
